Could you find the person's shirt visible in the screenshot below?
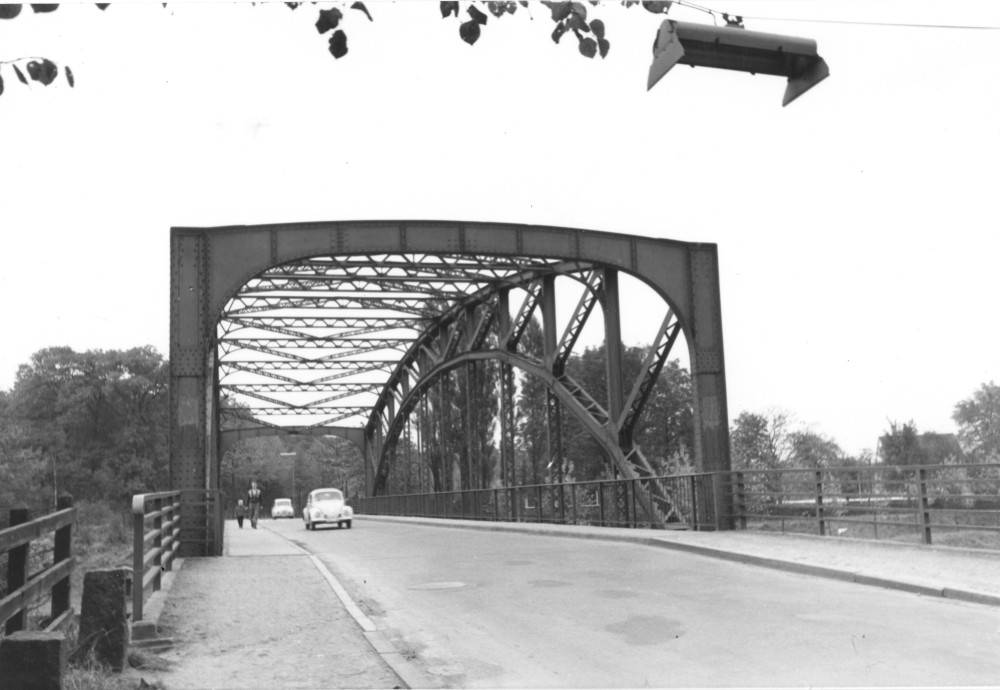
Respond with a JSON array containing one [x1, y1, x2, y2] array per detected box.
[[248, 488, 262, 503]]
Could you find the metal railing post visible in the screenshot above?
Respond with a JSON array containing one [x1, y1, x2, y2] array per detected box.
[[132, 496, 146, 623], [736, 471, 747, 530], [153, 496, 164, 593], [918, 467, 932, 545], [815, 470, 826, 536]]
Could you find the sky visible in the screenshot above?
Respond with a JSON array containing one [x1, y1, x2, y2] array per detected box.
[[1, 0, 998, 456]]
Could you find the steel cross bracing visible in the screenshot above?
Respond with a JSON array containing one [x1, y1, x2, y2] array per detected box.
[[218, 253, 582, 430]]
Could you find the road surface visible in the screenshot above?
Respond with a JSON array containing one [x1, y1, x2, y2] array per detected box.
[[265, 517, 1000, 688]]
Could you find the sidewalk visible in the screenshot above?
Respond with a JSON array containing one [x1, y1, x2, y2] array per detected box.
[[144, 522, 407, 689], [361, 514, 1000, 607]]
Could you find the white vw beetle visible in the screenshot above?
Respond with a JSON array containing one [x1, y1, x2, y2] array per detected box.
[[303, 488, 353, 530]]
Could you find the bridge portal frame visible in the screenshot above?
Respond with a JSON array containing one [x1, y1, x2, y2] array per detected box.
[[170, 221, 731, 555]]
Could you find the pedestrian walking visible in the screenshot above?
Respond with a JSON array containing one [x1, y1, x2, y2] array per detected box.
[[235, 499, 246, 528], [247, 481, 262, 529]]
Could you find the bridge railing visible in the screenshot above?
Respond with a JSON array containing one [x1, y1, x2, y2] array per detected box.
[[721, 463, 1000, 547], [356, 474, 721, 530], [131, 489, 223, 623], [0, 494, 76, 636]]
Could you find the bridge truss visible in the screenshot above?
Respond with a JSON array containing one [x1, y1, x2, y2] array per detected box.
[[171, 222, 731, 554]]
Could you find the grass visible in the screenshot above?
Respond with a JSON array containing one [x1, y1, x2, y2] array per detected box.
[[745, 513, 1000, 550]]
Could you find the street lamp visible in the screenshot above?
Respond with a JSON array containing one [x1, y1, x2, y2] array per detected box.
[[648, 20, 830, 106], [279, 452, 297, 509]]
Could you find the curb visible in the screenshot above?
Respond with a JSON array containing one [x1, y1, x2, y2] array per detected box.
[[129, 557, 186, 652], [358, 514, 1000, 609], [262, 525, 437, 689]]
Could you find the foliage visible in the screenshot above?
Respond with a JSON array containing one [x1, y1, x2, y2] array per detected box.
[[730, 410, 792, 472], [0, 0, 684, 99], [953, 381, 1000, 463], [220, 434, 366, 514], [1, 346, 169, 508]]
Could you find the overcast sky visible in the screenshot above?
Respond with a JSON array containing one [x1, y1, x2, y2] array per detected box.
[[1, 0, 997, 455]]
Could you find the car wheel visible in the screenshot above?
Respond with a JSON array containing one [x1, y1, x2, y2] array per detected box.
[[346, 520, 352, 529]]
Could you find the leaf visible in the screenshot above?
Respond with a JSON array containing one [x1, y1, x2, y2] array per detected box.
[[13, 64, 28, 85], [440, 1, 458, 18], [570, 2, 587, 20], [540, 1, 571, 22], [315, 7, 342, 34], [506, 2, 518, 14], [459, 19, 481, 45], [285, 2, 300, 9], [487, 1, 506, 18], [467, 5, 487, 25], [31, 4, 59, 12], [578, 35, 596, 58], [551, 21, 567, 43], [589, 18, 604, 38], [65, 65, 74, 87], [0, 74, 4, 98], [565, 12, 588, 32], [26, 59, 59, 86], [95, 3, 110, 9], [642, 0, 671, 14], [328, 29, 348, 58], [597, 36, 610, 58], [351, 2, 372, 21], [0, 4, 23, 19]]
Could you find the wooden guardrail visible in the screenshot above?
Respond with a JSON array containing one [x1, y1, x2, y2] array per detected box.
[[131, 491, 181, 624], [0, 494, 76, 636]]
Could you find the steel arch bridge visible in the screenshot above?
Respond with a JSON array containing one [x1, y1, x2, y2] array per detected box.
[[170, 221, 731, 554]]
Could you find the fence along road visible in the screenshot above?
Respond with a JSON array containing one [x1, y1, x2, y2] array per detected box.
[[257, 516, 1000, 689]]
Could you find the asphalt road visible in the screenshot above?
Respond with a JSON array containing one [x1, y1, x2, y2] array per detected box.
[[269, 517, 1000, 688]]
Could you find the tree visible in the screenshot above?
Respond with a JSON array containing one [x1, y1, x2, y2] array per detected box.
[[5, 345, 169, 504], [0, 1, 682, 99], [787, 430, 842, 469], [730, 410, 792, 472], [953, 381, 1000, 464]]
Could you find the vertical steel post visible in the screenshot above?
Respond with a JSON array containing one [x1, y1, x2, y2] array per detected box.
[[602, 269, 626, 438], [132, 501, 145, 623], [815, 470, 826, 537], [545, 390, 564, 485], [153, 496, 164, 593], [688, 248, 733, 525], [918, 467, 932, 545]]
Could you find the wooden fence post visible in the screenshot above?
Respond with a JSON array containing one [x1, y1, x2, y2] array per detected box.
[[51, 494, 74, 622], [5, 507, 30, 635]]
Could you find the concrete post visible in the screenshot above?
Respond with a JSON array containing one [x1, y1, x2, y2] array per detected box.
[[77, 569, 130, 671], [0, 631, 67, 690]]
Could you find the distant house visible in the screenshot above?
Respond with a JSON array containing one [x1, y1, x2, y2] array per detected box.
[[916, 432, 964, 464], [877, 431, 964, 465]]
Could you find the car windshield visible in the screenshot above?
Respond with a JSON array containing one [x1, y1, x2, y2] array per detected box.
[[313, 490, 343, 502], [274, 499, 291, 506]]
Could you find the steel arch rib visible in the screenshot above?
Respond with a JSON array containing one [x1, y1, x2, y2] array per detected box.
[[372, 349, 631, 495], [363, 261, 602, 439]]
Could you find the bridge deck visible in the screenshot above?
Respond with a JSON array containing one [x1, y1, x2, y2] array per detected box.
[[143, 517, 1000, 688]]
